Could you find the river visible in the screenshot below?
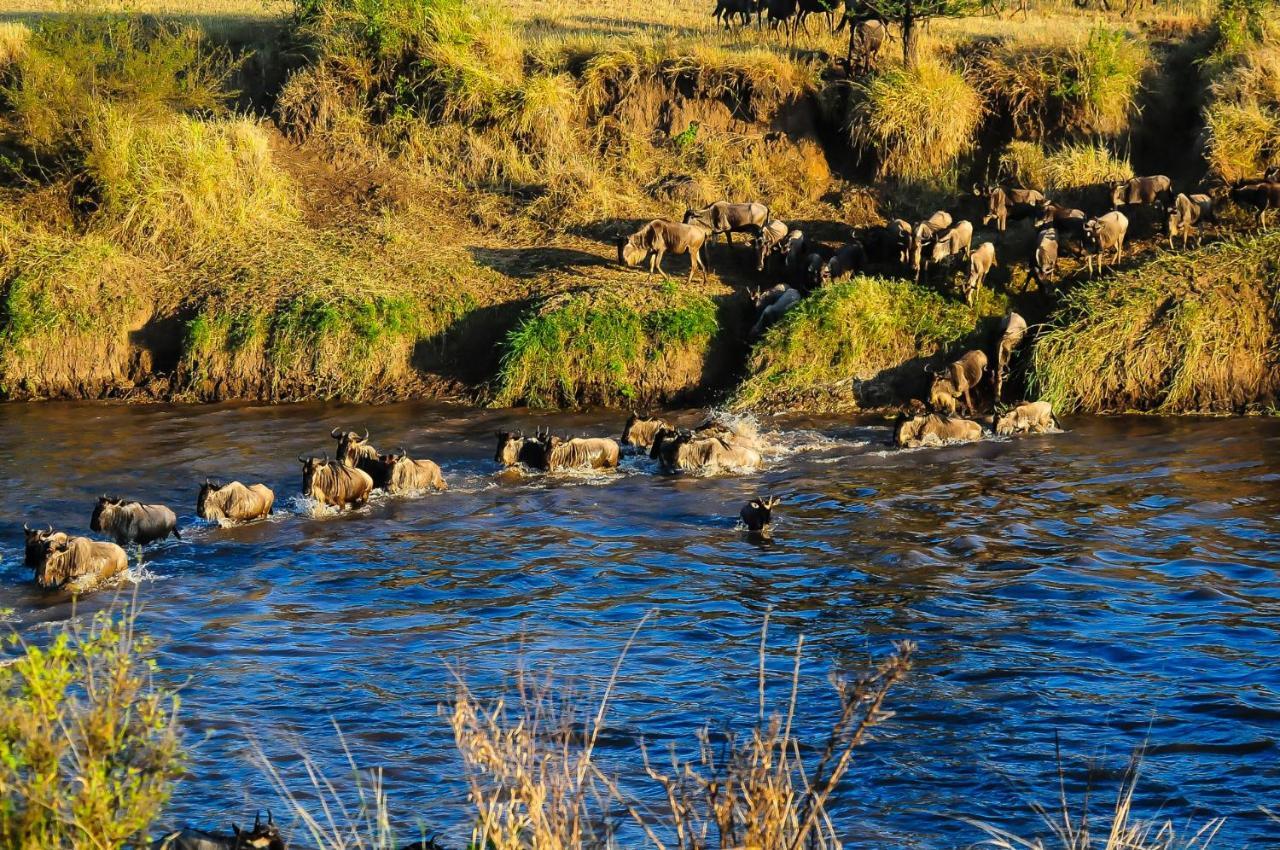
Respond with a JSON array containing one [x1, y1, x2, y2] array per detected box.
[[1, 402, 1277, 848]]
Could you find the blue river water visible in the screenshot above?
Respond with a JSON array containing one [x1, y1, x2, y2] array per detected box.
[[1, 401, 1277, 847]]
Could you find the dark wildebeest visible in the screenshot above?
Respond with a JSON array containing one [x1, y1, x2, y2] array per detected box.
[[618, 220, 711, 284], [713, 0, 754, 27], [965, 241, 996, 305], [994, 400, 1060, 435], [740, 495, 781, 533], [1265, 164, 1280, 182], [928, 349, 988, 416], [922, 220, 974, 280], [840, 17, 886, 76], [683, 201, 770, 249], [795, 0, 839, 32], [91, 496, 180, 545], [154, 812, 287, 850], [494, 431, 546, 468], [765, 0, 798, 33], [910, 211, 953, 276], [1031, 226, 1059, 290], [993, 310, 1028, 402], [197, 480, 275, 524], [893, 413, 984, 448], [820, 241, 867, 284], [1036, 201, 1087, 249], [29, 532, 128, 592], [375, 450, 448, 494], [974, 184, 1046, 232], [23, 523, 58, 567], [496, 431, 620, 472], [753, 219, 790, 271], [750, 287, 802, 338], [1228, 180, 1280, 228], [859, 220, 908, 264], [299, 456, 374, 510], [1111, 175, 1174, 210], [780, 229, 810, 283], [621, 413, 672, 451], [656, 431, 763, 473], [1166, 192, 1215, 249], [1083, 210, 1129, 275], [332, 428, 389, 489]]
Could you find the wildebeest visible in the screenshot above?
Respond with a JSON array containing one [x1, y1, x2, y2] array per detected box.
[[805, 252, 827, 289], [197, 480, 275, 524], [740, 495, 781, 533], [1228, 180, 1280, 228], [693, 414, 761, 448], [927, 349, 988, 416], [539, 435, 621, 472], [1265, 164, 1280, 182], [656, 431, 763, 473], [821, 241, 867, 284], [1083, 210, 1129, 275], [781, 229, 810, 283], [1111, 175, 1173, 210], [376, 450, 448, 494], [765, 0, 798, 34], [29, 532, 128, 592], [921, 220, 974, 280], [964, 241, 996, 305], [23, 523, 58, 567], [1031, 226, 1059, 289], [299, 456, 374, 510], [841, 17, 886, 75], [910, 210, 953, 276], [1036, 202, 1087, 247], [494, 431, 546, 468], [91, 497, 180, 545], [994, 400, 1060, 435], [713, 0, 754, 27], [332, 428, 389, 489], [1166, 193, 1214, 249], [750, 287, 802, 338], [893, 413, 984, 448], [993, 311, 1028, 402], [795, 0, 838, 33], [975, 185, 1046, 232], [618, 220, 710, 284], [753, 220, 791, 272], [153, 812, 287, 850], [621, 413, 672, 451], [683, 201, 770, 249], [860, 220, 909, 264]]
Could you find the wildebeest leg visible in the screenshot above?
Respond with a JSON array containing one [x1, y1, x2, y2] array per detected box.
[[654, 249, 667, 279]]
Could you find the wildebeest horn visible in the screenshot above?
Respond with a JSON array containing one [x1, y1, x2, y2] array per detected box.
[[23, 522, 29, 532], [267, 811, 274, 825], [47, 524, 52, 534], [298, 455, 308, 463], [331, 427, 342, 438], [254, 811, 262, 830], [361, 429, 369, 442], [399, 446, 408, 458]]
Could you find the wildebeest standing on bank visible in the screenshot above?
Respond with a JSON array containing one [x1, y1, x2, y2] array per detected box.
[[910, 210, 953, 277], [821, 241, 867, 284], [30, 533, 129, 591], [750, 287, 802, 338], [1083, 210, 1129, 275], [332, 428, 389, 489], [740, 496, 780, 533], [299, 456, 374, 510], [377, 450, 448, 494], [621, 413, 672, 451], [153, 812, 287, 850], [1166, 193, 1215, 248], [965, 241, 996, 305], [921, 220, 974, 281], [618, 220, 711, 284], [1111, 175, 1174, 210], [975, 184, 1046, 232], [994, 400, 1060, 435], [1228, 180, 1280, 228], [1031, 226, 1059, 290], [927, 349, 987, 416], [893, 413, 984, 448], [197, 480, 275, 524], [91, 496, 180, 545], [840, 17, 886, 76], [713, 0, 754, 27], [993, 311, 1027, 403], [683, 201, 770, 249], [753, 219, 791, 272], [1036, 202, 1086, 250]]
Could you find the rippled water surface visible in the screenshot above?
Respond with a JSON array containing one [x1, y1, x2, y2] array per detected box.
[[1, 402, 1278, 847]]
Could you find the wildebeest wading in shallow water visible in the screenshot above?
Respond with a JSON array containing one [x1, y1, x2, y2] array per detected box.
[[893, 413, 984, 448], [332, 428, 389, 489], [91, 496, 180, 545], [621, 413, 672, 451], [300, 455, 374, 510], [995, 400, 1060, 435], [28, 531, 128, 591], [375, 449, 448, 494], [927, 350, 988, 416], [197, 480, 275, 524]]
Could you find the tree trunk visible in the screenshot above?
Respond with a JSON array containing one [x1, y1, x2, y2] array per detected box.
[[902, 13, 919, 68]]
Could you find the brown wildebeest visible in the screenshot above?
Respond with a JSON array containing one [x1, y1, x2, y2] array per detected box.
[[928, 349, 988, 415], [91, 496, 180, 545], [974, 184, 1046, 232], [693, 414, 761, 448], [618, 220, 710, 284], [539, 435, 621, 472], [300, 456, 374, 510], [1083, 211, 1129, 275], [994, 311, 1028, 402], [910, 211, 953, 276], [377, 450, 448, 494], [1111, 175, 1174, 210], [1228, 180, 1280, 228], [656, 431, 763, 473], [750, 287, 802, 338], [23, 523, 59, 567], [494, 431, 547, 468], [893, 413, 984, 448], [964, 241, 996, 305], [333, 428, 389, 489], [155, 811, 288, 850], [1166, 193, 1215, 249], [841, 17, 886, 75], [30, 533, 128, 591], [197, 480, 275, 524], [740, 495, 781, 533], [621, 413, 672, 451], [922, 220, 974, 281], [994, 400, 1060, 435], [683, 201, 770, 249], [1031, 226, 1059, 290], [821, 241, 867, 284], [753, 220, 790, 272]]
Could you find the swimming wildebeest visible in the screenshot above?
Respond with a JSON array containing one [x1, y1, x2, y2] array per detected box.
[[740, 495, 781, 533], [1031, 226, 1059, 289], [91, 496, 180, 545], [197, 480, 275, 524], [993, 310, 1028, 402], [994, 400, 1060, 435], [299, 455, 374, 510], [974, 184, 1046, 232], [1166, 193, 1215, 249], [922, 220, 974, 279], [375, 450, 448, 494], [28, 531, 128, 592], [1083, 211, 1129, 275], [495, 431, 620, 472], [840, 17, 886, 75], [927, 349, 988, 416], [750, 286, 802, 338], [332, 428, 389, 489], [656, 431, 763, 473], [910, 211, 954, 277], [621, 412, 672, 451], [1228, 180, 1280, 228], [154, 812, 287, 850], [893, 413, 984, 448], [754, 219, 791, 271], [683, 201, 770, 249], [617, 220, 711, 284], [1111, 175, 1174, 210], [693, 414, 761, 449], [965, 241, 996, 305]]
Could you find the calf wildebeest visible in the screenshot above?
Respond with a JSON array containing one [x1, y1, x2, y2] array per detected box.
[[1111, 175, 1173, 210], [1166, 192, 1215, 249], [656, 431, 763, 473], [333, 428, 389, 489], [1083, 210, 1129, 275], [821, 241, 867, 284], [965, 241, 996, 305], [893, 413, 984, 448], [197, 480, 275, 524], [841, 17, 886, 75], [994, 310, 1028, 402], [975, 185, 1046, 232], [91, 496, 180, 545], [1036, 201, 1087, 248], [618, 220, 710, 284], [910, 210, 953, 276], [376, 450, 448, 494], [299, 456, 374, 510], [23, 523, 58, 567], [683, 201, 770, 249], [753, 219, 790, 271], [928, 349, 988, 416], [154, 812, 287, 850], [1228, 180, 1280, 228], [713, 0, 754, 27], [1031, 226, 1059, 290], [30, 532, 128, 592], [740, 496, 781, 533], [994, 400, 1060, 435], [621, 413, 672, 451], [750, 286, 802, 338]]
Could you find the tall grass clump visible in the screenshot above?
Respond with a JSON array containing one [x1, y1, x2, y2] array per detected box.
[[0, 22, 28, 69], [1031, 231, 1280, 413], [999, 141, 1134, 191], [0, 607, 185, 849], [1202, 0, 1280, 183], [850, 57, 983, 183]]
